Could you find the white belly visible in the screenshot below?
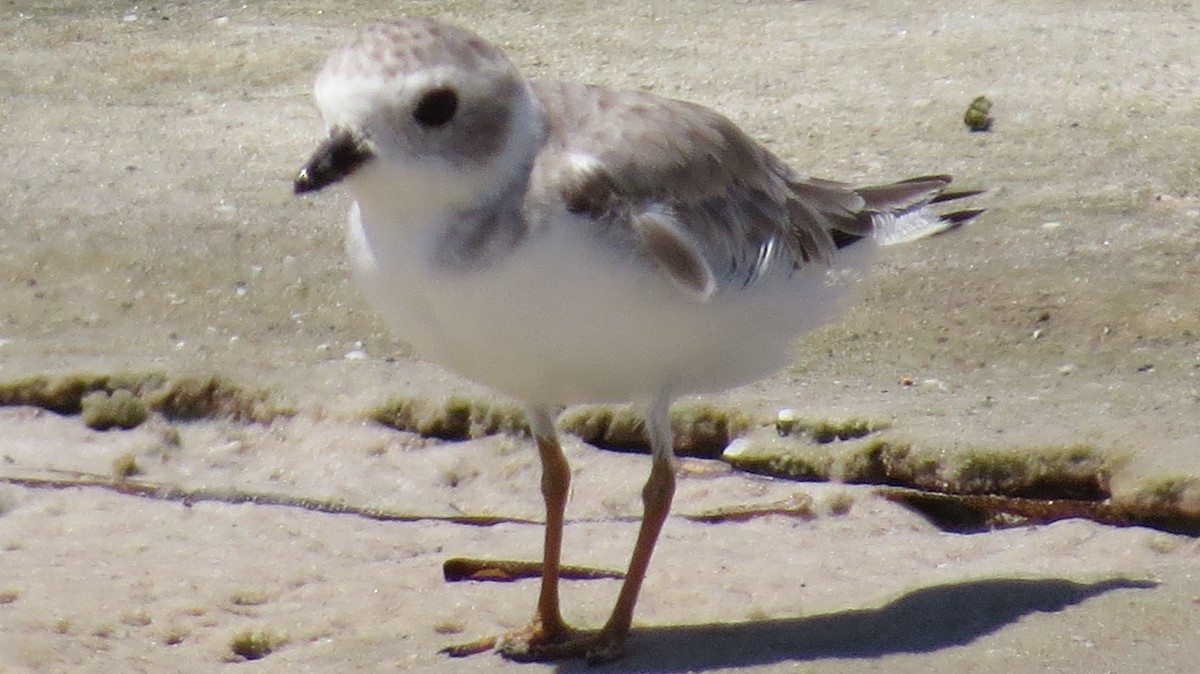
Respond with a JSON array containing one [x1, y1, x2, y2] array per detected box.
[[347, 207, 875, 406]]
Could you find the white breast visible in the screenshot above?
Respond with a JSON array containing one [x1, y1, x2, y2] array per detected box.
[[347, 203, 877, 407]]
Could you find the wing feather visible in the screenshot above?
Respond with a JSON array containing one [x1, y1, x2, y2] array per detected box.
[[526, 80, 980, 297], [528, 80, 831, 294]]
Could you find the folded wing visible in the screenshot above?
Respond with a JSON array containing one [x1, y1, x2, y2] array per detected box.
[[529, 80, 982, 301]]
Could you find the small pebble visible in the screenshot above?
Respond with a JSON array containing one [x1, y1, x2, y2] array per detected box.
[[722, 438, 753, 459], [775, 408, 800, 436]]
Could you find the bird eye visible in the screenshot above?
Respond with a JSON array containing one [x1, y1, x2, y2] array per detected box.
[[413, 88, 459, 128]]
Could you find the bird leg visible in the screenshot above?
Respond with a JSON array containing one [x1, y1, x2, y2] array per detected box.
[[524, 419, 575, 639], [584, 395, 677, 662], [517, 396, 680, 663], [586, 444, 676, 662], [443, 407, 581, 658], [447, 401, 679, 663]]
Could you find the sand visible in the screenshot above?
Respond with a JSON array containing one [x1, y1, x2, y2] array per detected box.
[[1, 1, 1198, 672]]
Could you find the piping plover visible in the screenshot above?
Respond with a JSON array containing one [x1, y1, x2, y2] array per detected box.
[[295, 17, 981, 663]]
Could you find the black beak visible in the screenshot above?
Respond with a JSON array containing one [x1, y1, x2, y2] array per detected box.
[[294, 127, 374, 194]]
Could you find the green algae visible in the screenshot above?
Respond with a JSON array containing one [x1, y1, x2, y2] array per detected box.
[[559, 402, 753, 458], [368, 398, 752, 456], [774, 412, 887, 445], [111, 452, 143, 479], [964, 95, 994, 131], [2, 374, 1158, 533], [142, 375, 283, 423], [228, 628, 288, 661], [0, 372, 290, 428], [885, 443, 1114, 499], [369, 396, 529, 440], [724, 431, 1115, 501], [81, 389, 148, 430]]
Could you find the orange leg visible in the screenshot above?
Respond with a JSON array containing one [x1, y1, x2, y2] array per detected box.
[[443, 407, 580, 658], [445, 400, 679, 663], [517, 409, 574, 641], [585, 395, 677, 662], [588, 445, 675, 662]]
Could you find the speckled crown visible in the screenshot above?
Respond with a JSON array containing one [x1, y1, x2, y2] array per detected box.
[[319, 18, 514, 82]]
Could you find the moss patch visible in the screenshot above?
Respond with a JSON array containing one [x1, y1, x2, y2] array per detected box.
[[162, 624, 190, 646], [884, 443, 1114, 499], [722, 431, 891, 482], [774, 410, 886, 444], [964, 95, 994, 131], [0, 372, 143, 415], [81, 389, 147, 430], [229, 589, 272, 607], [1115, 477, 1200, 533], [724, 433, 1115, 501], [1121, 476, 1200, 512], [371, 397, 754, 457], [228, 628, 288, 661], [369, 396, 529, 440], [111, 452, 143, 479], [559, 402, 753, 458], [142, 375, 282, 422], [724, 436, 836, 481], [0, 372, 289, 427], [368, 397, 867, 460], [5, 373, 1134, 529]]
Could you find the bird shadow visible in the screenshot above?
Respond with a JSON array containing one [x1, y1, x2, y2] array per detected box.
[[558, 577, 1156, 673]]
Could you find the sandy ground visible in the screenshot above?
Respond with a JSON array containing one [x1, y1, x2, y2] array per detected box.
[[2, 0, 1199, 672]]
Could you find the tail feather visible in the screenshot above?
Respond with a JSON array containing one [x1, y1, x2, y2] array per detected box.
[[788, 173, 983, 251], [853, 175, 983, 247], [940, 208, 986, 225], [930, 188, 987, 205], [855, 174, 952, 213]]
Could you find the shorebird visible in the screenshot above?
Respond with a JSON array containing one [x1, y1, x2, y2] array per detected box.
[[295, 17, 980, 663]]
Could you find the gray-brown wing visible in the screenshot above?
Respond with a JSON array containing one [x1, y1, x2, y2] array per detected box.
[[526, 80, 979, 299], [527, 80, 846, 299]]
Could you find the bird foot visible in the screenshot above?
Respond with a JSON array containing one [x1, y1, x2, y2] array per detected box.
[[442, 622, 625, 663]]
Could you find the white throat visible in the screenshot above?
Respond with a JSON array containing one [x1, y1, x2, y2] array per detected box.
[[346, 81, 546, 235]]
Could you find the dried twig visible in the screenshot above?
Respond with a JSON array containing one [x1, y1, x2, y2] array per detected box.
[[681, 492, 816, 523], [442, 557, 624, 582]]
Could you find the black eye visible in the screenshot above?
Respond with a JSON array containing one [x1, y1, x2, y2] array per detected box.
[[413, 88, 458, 128]]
